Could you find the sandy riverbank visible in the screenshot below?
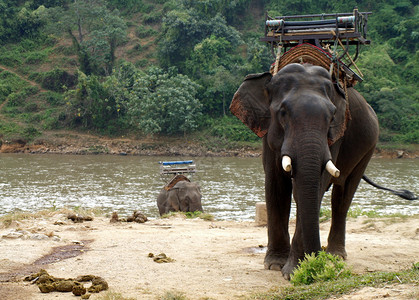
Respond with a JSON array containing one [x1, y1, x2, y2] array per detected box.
[[0, 211, 418, 299]]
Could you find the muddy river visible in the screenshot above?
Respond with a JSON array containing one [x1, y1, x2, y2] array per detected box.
[[0, 154, 417, 220]]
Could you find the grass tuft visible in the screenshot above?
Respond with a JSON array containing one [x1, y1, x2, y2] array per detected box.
[[97, 291, 136, 300], [159, 290, 188, 300], [290, 251, 352, 285], [161, 211, 214, 221]]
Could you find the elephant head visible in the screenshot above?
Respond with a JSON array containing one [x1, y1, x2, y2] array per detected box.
[[231, 63, 347, 176], [157, 180, 203, 216], [230, 63, 350, 275]]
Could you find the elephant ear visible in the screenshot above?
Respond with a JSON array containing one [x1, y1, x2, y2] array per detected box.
[[230, 72, 272, 138], [328, 87, 350, 146]]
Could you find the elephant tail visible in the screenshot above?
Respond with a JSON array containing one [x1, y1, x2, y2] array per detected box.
[[362, 175, 417, 200]]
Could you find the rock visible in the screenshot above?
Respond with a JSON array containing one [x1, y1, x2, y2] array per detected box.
[[29, 233, 49, 240], [6, 220, 22, 228], [54, 220, 67, 225], [110, 212, 119, 223], [125, 210, 148, 223], [133, 211, 148, 223], [255, 202, 267, 226], [67, 214, 84, 223], [2, 231, 24, 239], [135, 216, 147, 223], [67, 214, 93, 223]]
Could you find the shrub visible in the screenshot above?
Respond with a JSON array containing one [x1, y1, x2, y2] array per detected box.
[[135, 25, 157, 38], [41, 91, 64, 106], [7, 92, 25, 107], [23, 126, 41, 140], [0, 84, 12, 102], [22, 85, 39, 95], [24, 103, 38, 112], [290, 251, 352, 285], [0, 53, 23, 68], [209, 116, 259, 142], [143, 11, 162, 24], [40, 68, 77, 92], [24, 51, 48, 64]]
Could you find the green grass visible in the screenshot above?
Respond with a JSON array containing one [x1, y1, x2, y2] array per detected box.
[[290, 251, 352, 285], [161, 211, 214, 221], [320, 206, 417, 221], [250, 265, 419, 300], [0, 70, 28, 91], [0, 120, 23, 138]]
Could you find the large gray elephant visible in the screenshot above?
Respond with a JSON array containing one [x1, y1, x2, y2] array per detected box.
[[230, 62, 379, 279], [157, 177, 203, 216]]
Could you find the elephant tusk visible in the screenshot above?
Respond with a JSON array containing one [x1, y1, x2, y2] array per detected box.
[[326, 160, 340, 178], [282, 156, 292, 172]]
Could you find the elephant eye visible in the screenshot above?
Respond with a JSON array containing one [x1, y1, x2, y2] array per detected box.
[[329, 106, 337, 123], [279, 107, 286, 117], [324, 82, 334, 97]]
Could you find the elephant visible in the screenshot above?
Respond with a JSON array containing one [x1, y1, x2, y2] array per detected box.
[[157, 175, 203, 216], [230, 62, 379, 279]]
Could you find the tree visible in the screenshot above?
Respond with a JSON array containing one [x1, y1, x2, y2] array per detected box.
[[64, 62, 138, 133], [46, 0, 127, 75], [127, 67, 202, 135], [65, 71, 119, 130], [0, 2, 47, 42], [158, 7, 242, 73]]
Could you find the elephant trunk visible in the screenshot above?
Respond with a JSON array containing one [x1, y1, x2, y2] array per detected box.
[[287, 138, 328, 254]]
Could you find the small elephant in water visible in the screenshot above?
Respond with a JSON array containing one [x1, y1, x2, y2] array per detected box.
[[157, 175, 203, 216]]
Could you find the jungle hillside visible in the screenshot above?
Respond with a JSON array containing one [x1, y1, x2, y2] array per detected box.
[[0, 0, 418, 152]]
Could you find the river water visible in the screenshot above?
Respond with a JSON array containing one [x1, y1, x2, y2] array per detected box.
[[0, 154, 417, 220]]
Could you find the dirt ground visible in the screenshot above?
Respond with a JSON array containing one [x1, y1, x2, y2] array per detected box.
[[0, 212, 418, 300]]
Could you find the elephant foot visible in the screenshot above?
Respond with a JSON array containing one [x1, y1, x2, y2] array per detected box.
[[281, 258, 298, 280], [264, 250, 288, 271], [326, 246, 347, 260]]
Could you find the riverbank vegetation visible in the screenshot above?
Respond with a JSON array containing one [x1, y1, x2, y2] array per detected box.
[[0, 0, 417, 149]]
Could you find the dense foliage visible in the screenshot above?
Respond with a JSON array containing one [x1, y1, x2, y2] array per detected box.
[[0, 0, 417, 143]]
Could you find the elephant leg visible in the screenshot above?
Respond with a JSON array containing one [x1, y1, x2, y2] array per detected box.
[[327, 148, 375, 258], [281, 216, 304, 279], [264, 155, 292, 270]]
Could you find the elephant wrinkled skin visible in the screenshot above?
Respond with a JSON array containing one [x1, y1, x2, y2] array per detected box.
[[157, 180, 203, 216], [230, 63, 379, 279]]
